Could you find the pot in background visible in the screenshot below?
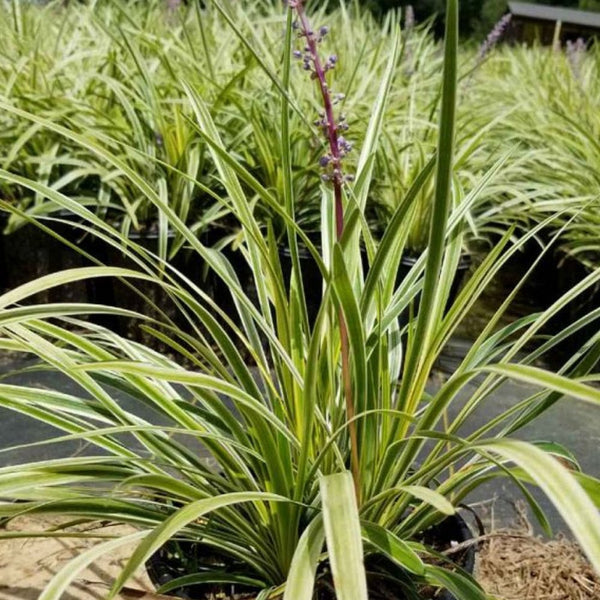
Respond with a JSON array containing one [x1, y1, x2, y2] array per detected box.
[[0, 211, 9, 293], [278, 233, 324, 326], [397, 253, 472, 314], [549, 250, 600, 368], [92, 226, 210, 346], [278, 243, 472, 327], [0, 210, 94, 305], [200, 223, 258, 345]]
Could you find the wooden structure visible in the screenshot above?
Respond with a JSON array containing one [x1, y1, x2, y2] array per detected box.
[[508, 2, 600, 44]]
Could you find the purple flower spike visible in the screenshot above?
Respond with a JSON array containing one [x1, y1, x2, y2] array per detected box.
[[405, 5, 415, 31], [288, 0, 354, 239], [567, 37, 586, 82], [478, 13, 512, 62]]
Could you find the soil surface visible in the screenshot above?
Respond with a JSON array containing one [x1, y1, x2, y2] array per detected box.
[[0, 516, 154, 600], [1, 512, 599, 600]]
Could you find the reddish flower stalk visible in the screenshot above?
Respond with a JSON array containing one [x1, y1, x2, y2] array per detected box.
[[290, 0, 351, 240], [288, 0, 360, 501]]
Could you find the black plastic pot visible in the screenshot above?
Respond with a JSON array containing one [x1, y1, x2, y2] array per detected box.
[[92, 227, 209, 344], [548, 251, 600, 367], [0, 210, 95, 304], [146, 513, 477, 600], [397, 253, 472, 314], [278, 236, 324, 325], [424, 514, 477, 600], [0, 211, 9, 293], [202, 223, 256, 315], [146, 540, 263, 600], [466, 237, 597, 364], [277, 243, 472, 327]]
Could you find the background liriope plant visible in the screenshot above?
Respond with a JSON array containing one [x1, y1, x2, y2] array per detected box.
[[0, 0, 244, 246], [0, 2, 599, 600], [467, 38, 600, 266]]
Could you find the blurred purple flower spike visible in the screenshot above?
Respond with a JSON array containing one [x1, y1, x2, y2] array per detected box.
[[566, 37, 586, 82], [405, 5, 415, 31], [478, 13, 512, 62]]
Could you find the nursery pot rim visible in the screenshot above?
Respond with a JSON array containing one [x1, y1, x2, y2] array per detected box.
[[145, 511, 477, 600]]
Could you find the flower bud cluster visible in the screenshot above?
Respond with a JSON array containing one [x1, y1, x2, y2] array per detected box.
[[293, 44, 338, 78], [287, 0, 353, 189]]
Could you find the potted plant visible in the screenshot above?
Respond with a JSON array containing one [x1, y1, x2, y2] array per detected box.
[[0, 1, 600, 599]]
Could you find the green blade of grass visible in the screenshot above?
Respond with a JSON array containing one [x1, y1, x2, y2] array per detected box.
[[320, 472, 368, 600], [282, 515, 325, 600]]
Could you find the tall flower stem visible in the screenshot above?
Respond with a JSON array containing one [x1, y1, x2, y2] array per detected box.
[[293, 3, 344, 238], [290, 0, 360, 501]]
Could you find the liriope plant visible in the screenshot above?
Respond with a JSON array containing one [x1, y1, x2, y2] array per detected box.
[[0, 2, 599, 600], [467, 38, 600, 266]]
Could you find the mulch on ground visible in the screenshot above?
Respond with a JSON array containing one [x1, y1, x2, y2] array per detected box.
[[478, 531, 600, 599]]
